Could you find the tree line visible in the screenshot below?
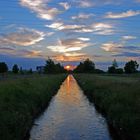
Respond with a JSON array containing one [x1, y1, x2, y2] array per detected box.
[[0, 62, 33, 75], [0, 59, 66, 75], [74, 58, 139, 74], [0, 58, 139, 75]]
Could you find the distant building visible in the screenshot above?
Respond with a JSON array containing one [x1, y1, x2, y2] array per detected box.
[[36, 66, 45, 73]]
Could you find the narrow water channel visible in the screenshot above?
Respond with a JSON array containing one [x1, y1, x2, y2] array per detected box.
[[29, 75, 113, 140]]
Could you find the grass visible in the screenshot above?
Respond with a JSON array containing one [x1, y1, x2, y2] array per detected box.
[[74, 74, 140, 140], [0, 74, 66, 140]]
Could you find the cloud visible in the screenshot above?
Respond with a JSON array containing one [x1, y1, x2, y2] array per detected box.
[[75, 22, 114, 35], [46, 22, 114, 35], [20, 0, 63, 20], [72, 13, 94, 20], [51, 53, 91, 62], [22, 50, 43, 57], [78, 37, 90, 41], [59, 2, 70, 10], [113, 52, 140, 57], [0, 46, 42, 58], [45, 22, 64, 29], [77, 0, 94, 8], [122, 36, 137, 40], [0, 27, 45, 47], [101, 42, 122, 52], [45, 32, 55, 37], [47, 38, 91, 53], [46, 22, 86, 31], [105, 10, 140, 19], [74, 0, 123, 8], [121, 46, 140, 50]]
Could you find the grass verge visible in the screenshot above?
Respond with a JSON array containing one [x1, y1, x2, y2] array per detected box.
[[74, 74, 140, 140], [0, 74, 66, 140]]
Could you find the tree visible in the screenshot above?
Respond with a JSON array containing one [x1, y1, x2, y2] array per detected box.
[[44, 59, 56, 73], [112, 59, 118, 68], [74, 58, 95, 73], [19, 67, 24, 74], [124, 60, 139, 73], [0, 62, 8, 74], [44, 58, 65, 73], [108, 66, 116, 73], [83, 58, 95, 72], [12, 64, 19, 74], [115, 68, 124, 74], [28, 68, 33, 74], [108, 59, 123, 74]]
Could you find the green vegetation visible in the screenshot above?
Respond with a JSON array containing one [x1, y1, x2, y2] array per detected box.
[[124, 60, 139, 73], [44, 58, 66, 74], [0, 62, 8, 74], [12, 64, 19, 74], [75, 74, 140, 140], [0, 74, 66, 140]]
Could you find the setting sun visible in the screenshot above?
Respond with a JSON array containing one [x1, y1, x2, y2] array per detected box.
[[65, 65, 71, 71]]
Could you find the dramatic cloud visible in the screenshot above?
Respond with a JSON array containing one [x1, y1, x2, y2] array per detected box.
[[46, 22, 86, 31], [113, 52, 140, 57], [75, 22, 114, 35], [0, 46, 42, 58], [122, 36, 137, 40], [101, 42, 122, 52], [77, 0, 94, 8], [20, 0, 63, 20], [78, 37, 90, 41], [121, 46, 140, 50], [46, 22, 114, 35], [59, 2, 70, 10], [72, 13, 94, 20], [47, 38, 91, 53], [0, 27, 45, 47], [52, 53, 91, 62], [105, 10, 140, 19]]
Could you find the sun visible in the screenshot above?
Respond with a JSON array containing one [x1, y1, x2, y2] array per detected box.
[[65, 65, 71, 71]]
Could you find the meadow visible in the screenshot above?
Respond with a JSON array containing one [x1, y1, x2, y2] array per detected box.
[[75, 74, 140, 140], [0, 74, 66, 140]]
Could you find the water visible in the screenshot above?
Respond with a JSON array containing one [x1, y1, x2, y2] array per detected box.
[[29, 75, 113, 140]]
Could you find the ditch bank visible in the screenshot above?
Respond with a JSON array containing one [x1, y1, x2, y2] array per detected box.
[[74, 74, 140, 140], [0, 74, 66, 140]]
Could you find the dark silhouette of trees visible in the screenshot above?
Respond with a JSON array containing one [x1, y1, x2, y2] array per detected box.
[[108, 59, 123, 74], [44, 58, 65, 73], [108, 66, 116, 73], [124, 60, 139, 73], [19, 67, 24, 74], [74, 58, 95, 73], [28, 68, 33, 74], [12, 64, 19, 74], [115, 68, 124, 74], [0, 62, 8, 74], [94, 69, 105, 74], [112, 59, 118, 68]]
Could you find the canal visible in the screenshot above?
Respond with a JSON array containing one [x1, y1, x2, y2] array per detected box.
[[29, 75, 113, 140]]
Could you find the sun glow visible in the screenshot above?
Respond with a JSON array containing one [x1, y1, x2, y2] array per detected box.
[[65, 65, 71, 71]]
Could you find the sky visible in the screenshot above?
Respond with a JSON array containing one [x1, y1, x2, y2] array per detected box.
[[0, 0, 140, 70]]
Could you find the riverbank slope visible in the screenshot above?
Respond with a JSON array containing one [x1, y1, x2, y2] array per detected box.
[[0, 74, 66, 140], [74, 74, 140, 140]]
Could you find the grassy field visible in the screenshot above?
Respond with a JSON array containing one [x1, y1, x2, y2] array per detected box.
[[74, 74, 140, 140], [0, 74, 66, 140]]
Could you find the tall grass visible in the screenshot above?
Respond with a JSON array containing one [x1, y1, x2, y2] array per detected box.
[[75, 74, 140, 140], [0, 74, 66, 140]]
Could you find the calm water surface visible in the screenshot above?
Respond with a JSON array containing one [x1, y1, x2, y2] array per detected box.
[[29, 75, 113, 140]]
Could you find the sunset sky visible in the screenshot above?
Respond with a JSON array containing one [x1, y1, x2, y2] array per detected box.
[[0, 0, 140, 70]]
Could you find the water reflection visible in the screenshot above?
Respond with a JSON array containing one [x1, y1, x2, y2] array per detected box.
[[29, 75, 113, 140]]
